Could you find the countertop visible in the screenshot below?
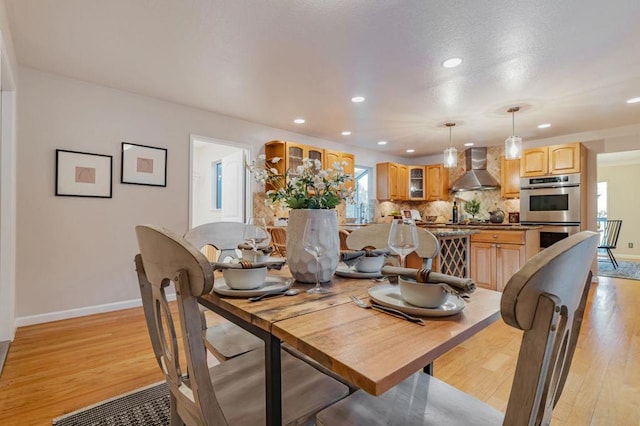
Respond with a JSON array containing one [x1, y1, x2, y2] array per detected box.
[[419, 223, 542, 231]]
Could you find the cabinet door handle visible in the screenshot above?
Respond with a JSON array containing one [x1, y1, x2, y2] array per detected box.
[[496, 244, 501, 248], [492, 235, 498, 239]]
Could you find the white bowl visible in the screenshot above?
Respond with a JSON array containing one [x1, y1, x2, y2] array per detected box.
[[222, 267, 267, 290], [241, 250, 270, 263], [398, 276, 448, 308], [354, 256, 385, 273]]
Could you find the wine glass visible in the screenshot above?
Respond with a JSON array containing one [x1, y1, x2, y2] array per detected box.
[[388, 218, 419, 268], [302, 217, 335, 294], [244, 217, 270, 250]]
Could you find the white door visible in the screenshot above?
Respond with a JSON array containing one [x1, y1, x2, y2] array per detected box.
[[220, 150, 245, 222]]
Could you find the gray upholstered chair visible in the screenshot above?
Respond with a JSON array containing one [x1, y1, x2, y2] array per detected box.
[[316, 231, 599, 426], [183, 222, 264, 362], [135, 224, 348, 426]]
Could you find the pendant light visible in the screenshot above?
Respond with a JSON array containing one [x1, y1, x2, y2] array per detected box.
[[505, 106, 522, 160], [443, 122, 457, 168]]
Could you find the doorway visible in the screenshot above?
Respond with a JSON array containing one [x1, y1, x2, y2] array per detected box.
[[596, 150, 640, 263], [189, 135, 252, 228]]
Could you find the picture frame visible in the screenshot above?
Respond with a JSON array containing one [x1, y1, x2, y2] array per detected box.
[[120, 142, 167, 187], [55, 149, 113, 198]]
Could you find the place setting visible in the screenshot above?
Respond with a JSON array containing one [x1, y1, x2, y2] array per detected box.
[[335, 247, 389, 278], [369, 266, 476, 318]]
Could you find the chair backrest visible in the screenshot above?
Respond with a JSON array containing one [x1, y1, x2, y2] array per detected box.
[[345, 223, 440, 267], [184, 222, 257, 261], [501, 231, 598, 425], [338, 230, 350, 251], [598, 219, 622, 249], [269, 227, 287, 257], [135, 224, 227, 425]]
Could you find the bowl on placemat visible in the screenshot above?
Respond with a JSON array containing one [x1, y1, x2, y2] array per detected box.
[[223, 267, 267, 290], [354, 255, 385, 273], [398, 276, 448, 308]]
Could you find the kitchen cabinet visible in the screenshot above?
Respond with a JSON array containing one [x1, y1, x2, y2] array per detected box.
[[376, 162, 404, 200], [469, 229, 539, 291], [520, 142, 583, 177], [408, 166, 425, 200], [265, 141, 355, 190], [501, 157, 520, 198], [426, 164, 449, 201], [398, 165, 408, 200], [324, 150, 355, 190], [265, 140, 324, 176]]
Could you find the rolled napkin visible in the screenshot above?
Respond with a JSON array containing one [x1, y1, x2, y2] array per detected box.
[[212, 258, 285, 271], [381, 266, 476, 294], [237, 242, 274, 254], [341, 246, 391, 268]]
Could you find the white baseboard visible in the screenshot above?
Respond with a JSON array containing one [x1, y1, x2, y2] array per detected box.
[[15, 293, 177, 328]]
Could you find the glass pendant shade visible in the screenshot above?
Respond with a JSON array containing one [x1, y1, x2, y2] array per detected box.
[[444, 146, 457, 168], [505, 135, 522, 160]]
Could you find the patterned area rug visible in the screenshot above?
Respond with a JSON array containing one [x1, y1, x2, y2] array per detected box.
[[53, 382, 169, 426], [598, 259, 640, 281]]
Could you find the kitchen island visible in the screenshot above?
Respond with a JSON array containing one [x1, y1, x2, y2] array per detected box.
[[422, 223, 541, 291], [408, 227, 480, 278]]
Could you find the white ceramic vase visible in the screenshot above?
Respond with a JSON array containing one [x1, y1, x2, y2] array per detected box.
[[286, 209, 339, 283]]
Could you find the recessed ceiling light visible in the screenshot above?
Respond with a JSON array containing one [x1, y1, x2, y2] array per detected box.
[[538, 123, 551, 129], [627, 97, 640, 104], [293, 118, 305, 124], [464, 142, 474, 147], [406, 149, 415, 153], [341, 131, 352, 136], [442, 57, 463, 68], [377, 141, 387, 145], [351, 96, 365, 103]]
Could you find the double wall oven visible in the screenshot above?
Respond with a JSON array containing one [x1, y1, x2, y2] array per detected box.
[[520, 174, 581, 249]]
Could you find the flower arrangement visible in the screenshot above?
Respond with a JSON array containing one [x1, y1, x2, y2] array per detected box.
[[248, 155, 353, 209]]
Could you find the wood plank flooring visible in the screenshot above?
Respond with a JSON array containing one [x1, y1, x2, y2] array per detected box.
[[0, 275, 638, 425]]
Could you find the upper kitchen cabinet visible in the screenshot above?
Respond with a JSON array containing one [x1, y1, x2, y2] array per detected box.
[[325, 150, 355, 190], [426, 164, 449, 201], [408, 166, 425, 200], [265, 140, 324, 176], [520, 142, 583, 177], [377, 162, 403, 200], [501, 157, 520, 198]]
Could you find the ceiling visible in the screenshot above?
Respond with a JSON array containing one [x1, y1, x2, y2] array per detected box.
[[6, 0, 640, 157]]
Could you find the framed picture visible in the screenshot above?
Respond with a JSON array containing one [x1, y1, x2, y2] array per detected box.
[[55, 149, 113, 198], [121, 142, 167, 187]]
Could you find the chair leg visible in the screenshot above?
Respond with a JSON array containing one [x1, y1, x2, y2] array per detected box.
[[607, 249, 619, 269]]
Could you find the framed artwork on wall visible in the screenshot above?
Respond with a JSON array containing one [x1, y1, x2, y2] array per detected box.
[[55, 149, 113, 198], [121, 142, 167, 187]]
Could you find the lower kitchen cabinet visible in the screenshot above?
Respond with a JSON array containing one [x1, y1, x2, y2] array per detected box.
[[469, 229, 539, 291]]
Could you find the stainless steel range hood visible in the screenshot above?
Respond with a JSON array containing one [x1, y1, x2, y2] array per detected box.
[[450, 147, 500, 192]]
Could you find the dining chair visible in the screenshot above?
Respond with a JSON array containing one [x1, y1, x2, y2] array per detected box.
[[269, 227, 287, 257], [345, 223, 440, 269], [135, 224, 349, 426], [183, 222, 263, 362], [597, 219, 622, 269], [316, 230, 599, 426]]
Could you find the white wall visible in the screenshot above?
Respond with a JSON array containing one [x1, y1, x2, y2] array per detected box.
[[597, 163, 640, 259], [0, 0, 18, 340], [15, 67, 405, 323]]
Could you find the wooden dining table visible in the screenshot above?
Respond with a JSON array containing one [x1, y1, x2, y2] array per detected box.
[[198, 270, 502, 426]]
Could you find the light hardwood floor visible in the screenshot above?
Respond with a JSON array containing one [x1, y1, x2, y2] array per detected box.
[[0, 275, 638, 425]]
